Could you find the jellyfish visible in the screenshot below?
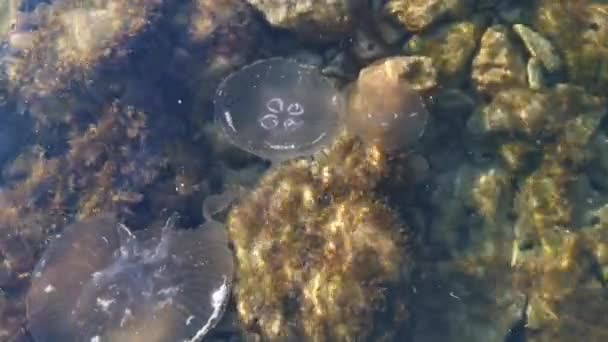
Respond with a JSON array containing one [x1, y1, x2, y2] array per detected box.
[[214, 57, 343, 161], [26, 214, 234, 342], [346, 59, 429, 152]]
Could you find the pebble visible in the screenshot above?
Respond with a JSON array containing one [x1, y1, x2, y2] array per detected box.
[[471, 25, 527, 97], [527, 56, 544, 90], [467, 88, 552, 136], [405, 20, 481, 84], [513, 23, 562, 73], [385, 0, 470, 32]]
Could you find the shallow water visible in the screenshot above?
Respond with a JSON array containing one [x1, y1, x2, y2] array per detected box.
[[0, 0, 607, 341]]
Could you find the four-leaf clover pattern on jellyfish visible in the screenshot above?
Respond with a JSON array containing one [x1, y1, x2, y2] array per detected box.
[[214, 57, 342, 161], [258, 97, 306, 134]]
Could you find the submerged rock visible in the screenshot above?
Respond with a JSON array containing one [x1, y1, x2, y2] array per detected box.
[[385, 0, 471, 32], [468, 84, 605, 139], [505, 84, 608, 342], [467, 88, 552, 137], [533, 1, 608, 94], [247, 0, 354, 41], [527, 57, 545, 90], [27, 214, 233, 342], [513, 23, 562, 73], [0, 0, 19, 39], [471, 25, 527, 97], [5, 0, 164, 95], [227, 136, 411, 341], [214, 57, 342, 162], [405, 20, 482, 85]]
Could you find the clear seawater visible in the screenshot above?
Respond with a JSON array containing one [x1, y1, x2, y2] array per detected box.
[[1, 0, 607, 341]]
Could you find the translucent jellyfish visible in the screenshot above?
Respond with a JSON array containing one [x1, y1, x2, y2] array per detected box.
[[214, 57, 342, 161], [346, 60, 429, 152], [26, 214, 233, 342]]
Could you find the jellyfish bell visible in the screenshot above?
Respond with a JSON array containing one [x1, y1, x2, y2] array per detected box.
[[26, 214, 234, 342], [346, 61, 429, 152], [214, 57, 343, 162]]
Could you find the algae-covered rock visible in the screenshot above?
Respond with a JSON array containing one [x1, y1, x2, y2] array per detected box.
[[425, 78, 607, 342], [227, 137, 411, 341], [471, 25, 527, 97], [385, 0, 471, 32], [499, 141, 539, 172], [6, 0, 164, 96], [469, 166, 512, 226], [513, 23, 562, 73], [430, 162, 515, 259], [533, 1, 608, 94], [526, 288, 608, 342], [420, 162, 525, 342], [512, 88, 606, 254], [0, 0, 19, 39], [509, 84, 608, 342], [468, 84, 604, 138], [405, 20, 483, 84], [467, 88, 552, 137], [527, 57, 545, 90], [247, 0, 354, 41], [515, 229, 608, 342]]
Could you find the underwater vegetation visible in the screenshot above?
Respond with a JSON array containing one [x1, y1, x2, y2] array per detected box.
[[27, 214, 233, 342]]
